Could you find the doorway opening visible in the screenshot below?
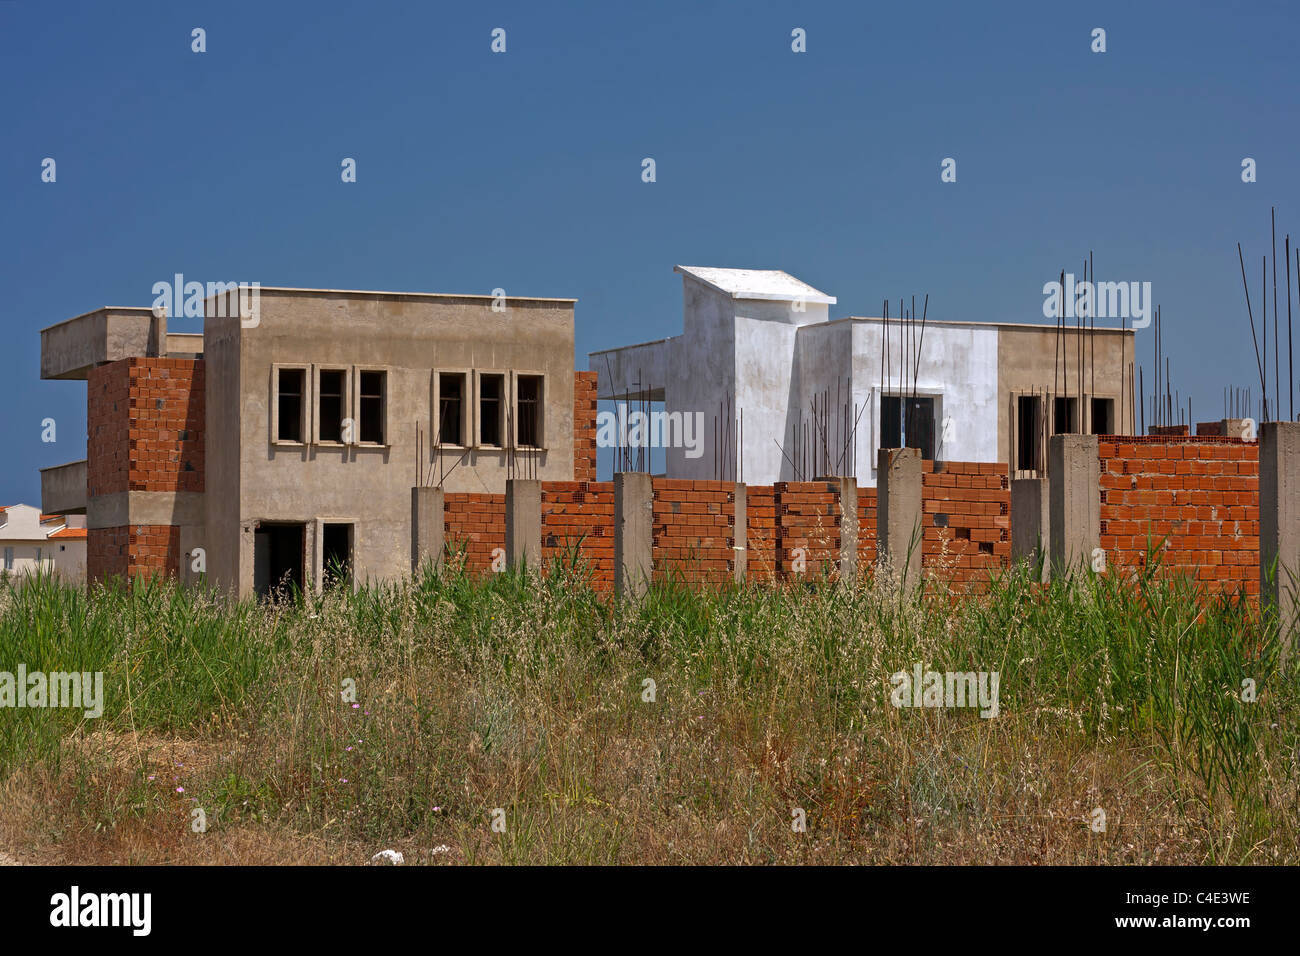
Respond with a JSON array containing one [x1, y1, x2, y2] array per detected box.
[[254, 522, 306, 599]]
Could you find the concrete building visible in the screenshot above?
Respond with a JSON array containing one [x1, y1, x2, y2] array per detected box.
[[0, 503, 86, 582], [590, 266, 1136, 486], [40, 289, 579, 597]]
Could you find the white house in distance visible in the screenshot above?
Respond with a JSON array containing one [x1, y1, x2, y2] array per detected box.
[[589, 266, 1135, 486], [0, 503, 87, 582]]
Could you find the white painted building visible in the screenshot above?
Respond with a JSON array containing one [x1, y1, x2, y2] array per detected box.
[[590, 266, 1134, 485], [0, 503, 87, 583]]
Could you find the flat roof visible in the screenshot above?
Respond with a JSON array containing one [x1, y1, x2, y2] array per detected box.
[[675, 266, 837, 305]]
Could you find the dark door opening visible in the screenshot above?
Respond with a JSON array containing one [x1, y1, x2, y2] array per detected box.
[[254, 522, 306, 599], [1017, 395, 1042, 471], [323, 523, 353, 589], [881, 395, 936, 459], [1053, 397, 1078, 434], [1090, 397, 1114, 435]]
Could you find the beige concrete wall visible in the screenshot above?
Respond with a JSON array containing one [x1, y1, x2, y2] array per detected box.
[[211, 290, 575, 596], [997, 325, 1136, 471]]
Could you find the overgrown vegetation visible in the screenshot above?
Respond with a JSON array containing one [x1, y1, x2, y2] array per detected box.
[[1, 558, 1296, 864]]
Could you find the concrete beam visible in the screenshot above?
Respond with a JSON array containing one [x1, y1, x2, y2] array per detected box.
[[1260, 422, 1300, 655], [614, 472, 653, 599], [877, 449, 922, 587], [1048, 434, 1100, 577], [504, 479, 542, 569], [1011, 477, 1049, 582], [733, 483, 747, 583], [411, 486, 445, 573]]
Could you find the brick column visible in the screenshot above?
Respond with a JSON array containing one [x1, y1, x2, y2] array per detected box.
[[1260, 422, 1300, 656], [1048, 434, 1100, 577], [505, 479, 542, 569], [411, 486, 445, 573], [877, 448, 923, 587], [614, 472, 653, 598]]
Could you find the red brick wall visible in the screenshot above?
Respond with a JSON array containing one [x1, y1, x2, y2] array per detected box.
[[126, 359, 205, 493], [86, 357, 203, 583], [87, 525, 180, 584], [541, 481, 614, 587], [921, 461, 1010, 587], [444, 493, 506, 572], [1099, 436, 1259, 595], [773, 481, 842, 578], [573, 371, 598, 482], [87, 361, 131, 497], [652, 479, 735, 583], [745, 485, 777, 582], [857, 487, 878, 568]]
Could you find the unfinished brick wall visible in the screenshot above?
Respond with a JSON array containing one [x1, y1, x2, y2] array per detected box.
[[541, 480, 614, 587], [1099, 436, 1259, 596], [573, 371, 598, 482], [86, 357, 204, 583], [772, 481, 842, 577], [444, 493, 506, 572], [87, 525, 181, 584], [745, 485, 778, 581], [921, 462, 1010, 587], [857, 486, 878, 568], [652, 479, 735, 583]]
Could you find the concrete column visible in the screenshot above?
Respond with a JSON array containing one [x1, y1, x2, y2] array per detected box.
[[1260, 422, 1300, 656], [732, 483, 747, 583], [505, 479, 542, 570], [1011, 477, 1050, 582], [833, 477, 859, 582], [1048, 435, 1100, 577], [411, 486, 445, 573], [1222, 418, 1251, 441], [877, 449, 923, 587], [614, 472, 653, 599]]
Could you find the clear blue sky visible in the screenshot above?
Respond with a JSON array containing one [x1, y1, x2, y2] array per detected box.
[[3, 0, 1298, 502]]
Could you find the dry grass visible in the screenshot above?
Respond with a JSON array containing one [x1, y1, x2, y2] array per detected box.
[[1, 560, 1297, 865]]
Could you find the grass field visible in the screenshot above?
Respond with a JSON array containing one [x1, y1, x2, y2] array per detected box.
[[1, 557, 1297, 865]]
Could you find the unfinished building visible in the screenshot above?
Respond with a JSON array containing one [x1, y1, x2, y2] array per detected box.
[[591, 266, 1137, 485], [40, 289, 582, 597]]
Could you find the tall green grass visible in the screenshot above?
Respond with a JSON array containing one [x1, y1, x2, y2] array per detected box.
[[1, 557, 1296, 863]]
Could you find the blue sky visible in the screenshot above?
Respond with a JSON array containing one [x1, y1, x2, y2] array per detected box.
[[3, 0, 1298, 501]]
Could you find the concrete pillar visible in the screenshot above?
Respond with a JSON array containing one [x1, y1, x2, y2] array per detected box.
[[1260, 422, 1300, 655], [732, 483, 747, 583], [505, 479, 542, 570], [411, 486, 445, 573], [1048, 435, 1100, 577], [832, 477, 859, 582], [877, 449, 923, 587], [614, 472, 653, 599], [1011, 477, 1050, 582], [1222, 418, 1250, 441]]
